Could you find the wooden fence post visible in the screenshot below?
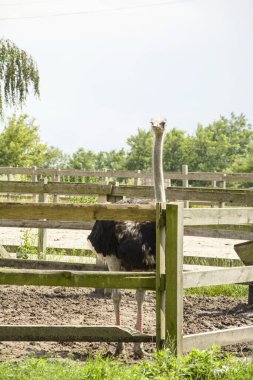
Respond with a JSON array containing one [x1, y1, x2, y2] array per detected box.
[[32, 166, 39, 203], [7, 169, 13, 201], [134, 170, 141, 186], [96, 169, 110, 296], [166, 178, 171, 188], [211, 173, 217, 208], [98, 169, 109, 203], [53, 170, 61, 203], [165, 202, 184, 356], [38, 178, 48, 256], [219, 176, 226, 208], [156, 202, 166, 349], [182, 164, 189, 208]]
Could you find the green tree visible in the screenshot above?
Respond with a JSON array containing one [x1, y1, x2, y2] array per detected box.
[[125, 129, 153, 170], [43, 146, 69, 168], [191, 113, 253, 172], [95, 149, 126, 170], [0, 114, 47, 167], [68, 148, 96, 170], [0, 39, 40, 117], [163, 128, 194, 171]]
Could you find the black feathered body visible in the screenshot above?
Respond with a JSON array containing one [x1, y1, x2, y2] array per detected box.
[[88, 220, 156, 271]]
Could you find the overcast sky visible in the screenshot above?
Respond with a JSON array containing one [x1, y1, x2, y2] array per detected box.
[[1, 0, 253, 154]]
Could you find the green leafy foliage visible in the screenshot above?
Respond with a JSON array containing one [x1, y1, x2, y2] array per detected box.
[[191, 113, 253, 172], [1, 347, 253, 379], [95, 149, 126, 170], [0, 114, 66, 168], [17, 229, 37, 259], [68, 148, 97, 170], [0, 38, 40, 117], [125, 128, 153, 170], [0, 114, 48, 167], [43, 146, 69, 168], [163, 128, 193, 171]]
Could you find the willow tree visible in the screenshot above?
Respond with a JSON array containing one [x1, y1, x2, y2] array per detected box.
[[0, 38, 40, 117]]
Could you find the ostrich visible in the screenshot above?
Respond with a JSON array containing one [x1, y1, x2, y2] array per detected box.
[[87, 118, 166, 357]]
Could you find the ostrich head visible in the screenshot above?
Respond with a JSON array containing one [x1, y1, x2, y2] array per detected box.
[[150, 118, 166, 135]]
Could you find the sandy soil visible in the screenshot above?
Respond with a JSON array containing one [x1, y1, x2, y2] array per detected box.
[[1, 286, 253, 362]]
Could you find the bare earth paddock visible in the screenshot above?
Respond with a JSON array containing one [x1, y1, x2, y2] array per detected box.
[[1, 228, 253, 362]]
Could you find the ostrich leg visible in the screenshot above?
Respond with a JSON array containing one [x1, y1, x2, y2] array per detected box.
[[106, 256, 125, 355], [112, 288, 125, 355], [133, 289, 146, 358]]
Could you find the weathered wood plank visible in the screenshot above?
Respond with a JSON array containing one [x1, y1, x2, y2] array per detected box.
[[0, 258, 106, 271], [234, 241, 253, 305], [0, 219, 94, 229], [1, 203, 252, 225], [184, 208, 253, 226], [234, 241, 253, 266], [0, 181, 114, 195], [183, 264, 223, 271], [38, 178, 48, 254], [187, 224, 253, 232], [0, 181, 253, 206], [156, 203, 166, 349], [167, 187, 253, 206], [0, 203, 156, 222], [1, 182, 253, 206], [165, 202, 184, 355], [185, 227, 253, 240], [0, 325, 155, 342], [183, 325, 253, 352], [0, 242, 11, 258], [0, 269, 156, 290], [1, 167, 253, 182], [184, 265, 253, 288], [0, 258, 218, 272]]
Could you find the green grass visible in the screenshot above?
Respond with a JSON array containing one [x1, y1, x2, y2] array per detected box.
[[186, 283, 248, 298], [0, 346, 253, 380]]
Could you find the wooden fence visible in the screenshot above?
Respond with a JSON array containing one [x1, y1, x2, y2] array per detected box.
[[1, 201, 253, 354], [1, 165, 253, 187], [1, 180, 253, 205], [1, 180, 253, 254]]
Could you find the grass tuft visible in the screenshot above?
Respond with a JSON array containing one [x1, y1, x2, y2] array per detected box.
[[0, 346, 253, 380], [185, 284, 248, 298]]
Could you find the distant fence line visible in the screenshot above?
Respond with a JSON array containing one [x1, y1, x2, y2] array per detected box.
[[1, 164, 253, 254], [1, 165, 253, 184]]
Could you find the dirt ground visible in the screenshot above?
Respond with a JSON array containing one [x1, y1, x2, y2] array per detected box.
[[1, 285, 253, 362], [0, 228, 252, 362]]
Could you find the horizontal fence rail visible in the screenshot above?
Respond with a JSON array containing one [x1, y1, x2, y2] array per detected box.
[[184, 265, 253, 288], [0, 325, 155, 343], [0, 202, 252, 225], [0, 269, 157, 290], [183, 325, 253, 352], [1, 166, 253, 182], [0, 202, 156, 222], [0, 258, 106, 271], [1, 181, 253, 206]]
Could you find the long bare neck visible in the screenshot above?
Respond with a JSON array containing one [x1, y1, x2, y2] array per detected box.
[[153, 132, 166, 203]]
